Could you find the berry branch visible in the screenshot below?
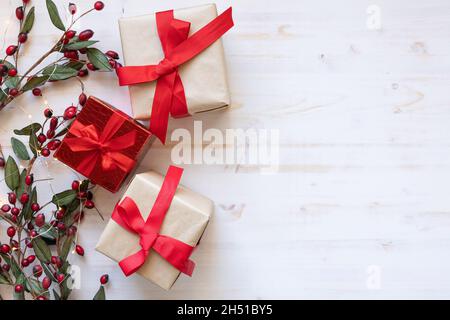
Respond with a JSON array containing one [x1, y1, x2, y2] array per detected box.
[[0, 0, 121, 112], [0, 0, 115, 300], [0, 101, 108, 300]]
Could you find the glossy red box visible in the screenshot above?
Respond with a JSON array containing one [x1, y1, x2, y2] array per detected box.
[[54, 96, 152, 193]]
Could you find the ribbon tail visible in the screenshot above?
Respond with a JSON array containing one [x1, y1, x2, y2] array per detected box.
[[149, 72, 177, 143], [153, 235, 196, 276], [118, 249, 148, 277]]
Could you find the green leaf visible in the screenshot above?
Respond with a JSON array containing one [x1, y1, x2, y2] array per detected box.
[[0, 88, 7, 103], [0, 60, 15, 70], [13, 291, 25, 300], [0, 273, 10, 285], [54, 126, 69, 139], [93, 286, 105, 300], [63, 60, 85, 71], [32, 237, 52, 264], [52, 189, 77, 207], [86, 48, 112, 71], [22, 187, 37, 220], [64, 40, 98, 51], [9, 257, 22, 279], [17, 169, 27, 198], [29, 133, 39, 157], [21, 6, 35, 33], [60, 235, 74, 261], [42, 263, 56, 281], [21, 75, 49, 92], [26, 278, 44, 296], [46, 0, 66, 31], [38, 223, 58, 242], [11, 137, 30, 160], [61, 275, 72, 300], [53, 289, 61, 300], [43, 65, 78, 81], [5, 156, 20, 191], [14, 123, 42, 136], [5, 76, 19, 89]]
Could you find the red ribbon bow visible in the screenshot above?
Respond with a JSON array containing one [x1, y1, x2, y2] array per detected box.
[[117, 7, 234, 144], [64, 114, 137, 176], [112, 166, 196, 277]]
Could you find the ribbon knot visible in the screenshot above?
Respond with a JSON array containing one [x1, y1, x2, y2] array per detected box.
[[112, 166, 196, 277], [117, 7, 234, 144], [155, 58, 177, 76], [64, 113, 137, 176]]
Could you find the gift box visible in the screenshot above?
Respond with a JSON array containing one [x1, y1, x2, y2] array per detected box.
[[96, 166, 213, 290], [117, 4, 234, 143], [54, 96, 152, 193]]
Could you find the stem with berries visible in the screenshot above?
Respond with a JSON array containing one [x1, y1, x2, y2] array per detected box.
[[0, 0, 121, 112]]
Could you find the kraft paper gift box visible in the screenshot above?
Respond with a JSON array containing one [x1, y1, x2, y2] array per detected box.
[[118, 3, 232, 120], [96, 168, 213, 290]]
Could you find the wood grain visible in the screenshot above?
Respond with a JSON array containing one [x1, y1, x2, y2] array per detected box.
[[1, 0, 450, 299]]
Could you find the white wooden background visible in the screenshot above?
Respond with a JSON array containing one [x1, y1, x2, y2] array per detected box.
[[1, 0, 450, 299]]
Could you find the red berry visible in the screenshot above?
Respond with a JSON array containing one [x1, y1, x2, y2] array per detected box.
[[46, 129, 55, 139], [36, 296, 47, 300], [67, 226, 77, 237], [25, 174, 33, 185], [9, 88, 19, 97], [79, 93, 87, 106], [23, 0, 30, 3], [25, 238, 33, 248], [79, 29, 94, 41], [72, 180, 80, 190], [18, 32, 28, 43], [86, 63, 96, 71], [86, 191, 93, 200], [105, 50, 119, 60], [51, 256, 58, 265], [20, 193, 29, 204], [94, 1, 104, 11], [8, 192, 16, 204], [27, 255, 36, 263], [41, 148, 50, 157], [21, 259, 29, 267], [0, 157, 5, 167], [1, 204, 11, 212], [57, 222, 66, 231], [69, 3, 77, 15], [14, 284, 24, 293], [55, 209, 65, 220], [42, 277, 52, 289], [33, 265, 43, 277], [31, 203, 40, 212], [75, 245, 84, 256], [50, 116, 58, 129], [35, 213, 45, 227], [0, 244, 11, 254], [79, 48, 87, 54], [8, 68, 17, 77], [65, 30, 76, 39], [32, 88, 42, 96], [29, 230, 38, 238], [100, 274, 109, 285], [56, 273, 65, 283], [7, 227, 16, 238], [2, 264, 10, 272], [37, 133, 47, 143], [10, 240, 19, 249], [64, 50, 79, 60], [47, 139, 61, 151], [108, 59, 117, 68], [85, 200, 95, 209], [6, 45, 17, 56], [63, 106, 77, 120], [44, 108, 53, 118], [11, 207, 20, 216], [16, 7, 24, 20]]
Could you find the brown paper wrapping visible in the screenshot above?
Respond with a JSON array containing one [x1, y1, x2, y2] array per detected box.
[[95, 171, 213, 290], [118, 3, 231, 120]]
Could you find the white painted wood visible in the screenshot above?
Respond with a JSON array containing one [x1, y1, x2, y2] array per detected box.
[[1, 0, 450, 299]]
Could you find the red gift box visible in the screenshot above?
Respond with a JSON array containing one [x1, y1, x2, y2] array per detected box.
[[54, 96, 152, 193]]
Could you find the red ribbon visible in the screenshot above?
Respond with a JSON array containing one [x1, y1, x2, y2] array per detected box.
[[64, 113, 137, 176], [111, 166, 196, 277], [117, 7, 234, 144]]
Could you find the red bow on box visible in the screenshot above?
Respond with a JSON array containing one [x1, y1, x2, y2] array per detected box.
[[111, 166, 196, 276], [117, 7, 234, 144], [64, 113, 137, 176]]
